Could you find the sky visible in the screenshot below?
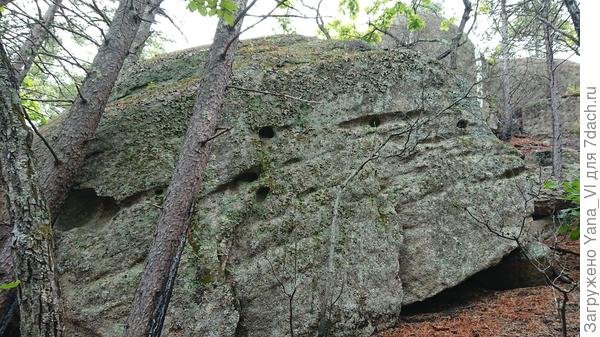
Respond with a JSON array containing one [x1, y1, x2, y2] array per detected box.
[[153, 0, 578, 63], [155, 0, 472, 51]]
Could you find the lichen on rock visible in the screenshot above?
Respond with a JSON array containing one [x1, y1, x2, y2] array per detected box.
[[40, 35, 532, 337]]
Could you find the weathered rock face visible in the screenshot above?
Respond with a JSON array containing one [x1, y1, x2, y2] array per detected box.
[[35, 35, 530, 337]]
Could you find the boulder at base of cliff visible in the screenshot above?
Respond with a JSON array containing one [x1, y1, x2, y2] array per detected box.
[[36, 35, 531, 337]]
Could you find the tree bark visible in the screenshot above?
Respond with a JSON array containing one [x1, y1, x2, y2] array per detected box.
[[12, 0, 63, 85], [0, 41, 64, 337], [122, 1, 248, 336], [121, 0, 162, 72], [543, 0, 562, 178], [38, 0, 162, 219], [497, 0, 513, 141], [437, 0, 472, 69], [563, 0, 580, 43], [0, 182, 17, 337], [1, 0, 161, 330]]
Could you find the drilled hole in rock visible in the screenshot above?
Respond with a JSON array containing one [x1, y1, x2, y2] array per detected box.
[[238, 170, 260, 183], [55, 189, 119, 231], [212, 167, 261, 194], [402, 249, 548, 317], [456, 119, 468, 129], [258, 126, 275, 139], [369, 117, 381, 128], [256, 186, 270, 202]]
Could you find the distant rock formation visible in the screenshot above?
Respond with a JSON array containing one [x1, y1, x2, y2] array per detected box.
[[482, 58, 579, 141], [381, 12, 477, 82]]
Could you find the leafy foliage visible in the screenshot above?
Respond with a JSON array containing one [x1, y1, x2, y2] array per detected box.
[[439, 17, 457, 32], [0, 279, 21, 290], [566, 83, 580, 96], [20, 76, 46, 125], [326, 0, 425, 43], [339, 0, 360, 19], [187, 0, 239, 25], [544, 179, 580, 240]]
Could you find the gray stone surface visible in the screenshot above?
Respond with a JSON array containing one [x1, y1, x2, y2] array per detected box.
[[31, 35, 531, 337]]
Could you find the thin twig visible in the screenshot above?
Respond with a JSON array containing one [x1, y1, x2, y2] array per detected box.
[[227, 85, 319, 104], [21, 110, 60, 164]]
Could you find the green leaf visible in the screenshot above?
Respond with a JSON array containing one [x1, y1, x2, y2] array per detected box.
[[569, 226, 580, 240], [340, 0, 360, 20], [440, 17, 457, 32], [0, 280, 21, 290], [221, 11, 235, 26], [221, 0, 238, 12], [543, 180, 559, 190], [557, 223, 570, 234]]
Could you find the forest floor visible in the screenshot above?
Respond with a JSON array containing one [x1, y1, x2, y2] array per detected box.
[[374, 236, 580, 337]]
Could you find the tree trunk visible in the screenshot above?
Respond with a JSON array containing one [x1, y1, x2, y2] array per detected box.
[[0, 182, 18, 337], [563, 0, 580, 43], [122, 1, 248, 336], [38, 0, 161, 219], [437, 0, 472, 69], [0, 41, 64, 337], [12, 0, 63, 85], [497, 0, 513, 141], [1, 0, 161, 331], [121, 0, 162, 72], [543, 0, 562, 179]]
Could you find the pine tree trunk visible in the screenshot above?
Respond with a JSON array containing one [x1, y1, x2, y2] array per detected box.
[[563, 0, 580, 43], [497, 0, 513, 141], [12, 0, 63, 84], [122, 1, 248, 336], [121, 0, 163, 72], [0, 184, 17, 336], [38, 0, 162, 219], [449, 0, 472, 69], [0, 41, 64, 337], [543, 0, 562, 179]]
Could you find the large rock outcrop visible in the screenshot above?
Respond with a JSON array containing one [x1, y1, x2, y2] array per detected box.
[[30, 36, 531, 337]]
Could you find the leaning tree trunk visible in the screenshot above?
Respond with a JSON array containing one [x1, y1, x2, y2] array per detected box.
[[0, 0, 161, 329], [12, 0, 63, 84], [437, 0, 472, 69], [0, 0, 61, 324], [38, 0, 162, 219], [121, 0, 162, 72], [0, 182, 18, 337], [543, 0, 562, 179], [563, 0, 580, 43], [0, 41, 63, 337], [497, 0, 513, 141], [122, 1, 248, 336]]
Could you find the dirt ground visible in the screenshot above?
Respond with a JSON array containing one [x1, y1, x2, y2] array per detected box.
[[374, 237, 580, 337]]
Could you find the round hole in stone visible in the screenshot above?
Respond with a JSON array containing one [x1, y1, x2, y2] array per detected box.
[[456, 119, 468, 129], [256, 186, 270, 202], [258, 126, 275, 139], [369, 117, 381, 128]]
